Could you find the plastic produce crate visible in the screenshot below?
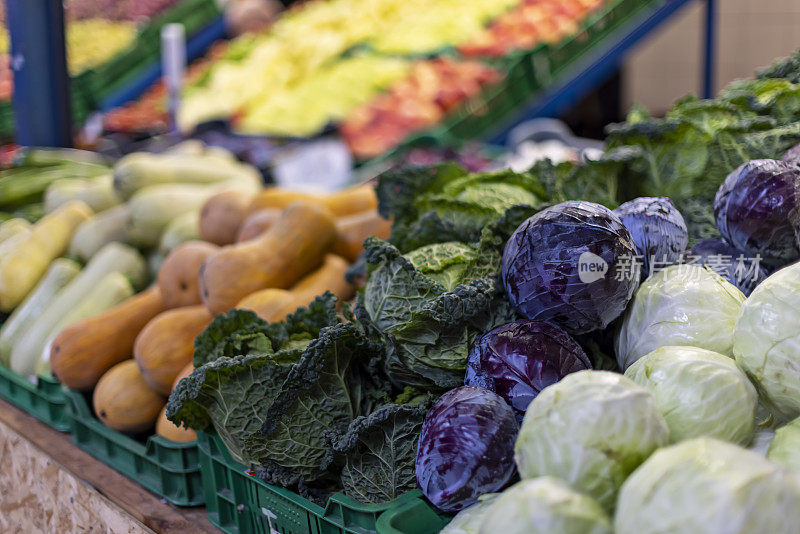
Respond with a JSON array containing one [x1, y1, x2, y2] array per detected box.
[[79, 0, 222, 102], [198, 432, 440, 534], [65, 389, 204, 506], [444, 55, 534, 141], [0, 366, 71, 432], [527, 0, 661, 86], [375, 497, 450, 534]]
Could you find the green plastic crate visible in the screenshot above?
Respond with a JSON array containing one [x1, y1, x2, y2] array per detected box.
[[198, 432, 435, 534], [65, 389, 204, 506], [85, 0, 222, 100], [528, 0, 663, 86], [375, 497, 450, 534], [444, 54, 534, 141], [0, 366, 71, 431]]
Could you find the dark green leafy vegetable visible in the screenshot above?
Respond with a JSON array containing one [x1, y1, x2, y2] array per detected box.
[[169, 294, 386, 487], [192, 294, 340, 367], [328, 396, 435, 503], [376, 163, 546, 252], [358, 208, 534, 390]]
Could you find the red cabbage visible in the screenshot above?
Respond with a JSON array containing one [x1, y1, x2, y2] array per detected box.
[[501, 201, 640, 335], [465, 320, 591, 420], [415, 386, 518, 512]]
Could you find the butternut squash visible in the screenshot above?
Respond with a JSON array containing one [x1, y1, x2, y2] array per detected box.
[[50, 286, 166, 390], [200, 202, 337, 315], [292, 254, 354, 302], [236, 254, 353, 322], [333, 210, 393, 262], [94, 360, 165, 433], [156, 406, 197, 442], [134, 305, 213, 395], [157, 241, 220, 308], [236, 209, 281, 242], [199, 190, 254, 245], [246, 184, 377, 218], [155, 362, 197, 442], [236, 289, 297, 322]]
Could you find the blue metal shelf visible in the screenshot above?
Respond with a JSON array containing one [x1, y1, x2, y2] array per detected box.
[[488, 0, 715, 146], [99, 17, 227, 111]]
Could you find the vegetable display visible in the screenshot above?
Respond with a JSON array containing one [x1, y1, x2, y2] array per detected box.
[[612, 196, 688, 276], [465, 320, 591, 420], [615, 438, 800, 534], [415, 386, 518, 512], [733, 261, 800, 422], [624, 346, 757, 445], [501, 201, 639, 335], [615, 264, 745, 370], [514, 370, 669, 510], [689, 237, 770, 295], [713, 159, 800, 266]]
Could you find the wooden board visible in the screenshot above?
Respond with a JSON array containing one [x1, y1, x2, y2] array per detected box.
[[0, 398, 217, 533]]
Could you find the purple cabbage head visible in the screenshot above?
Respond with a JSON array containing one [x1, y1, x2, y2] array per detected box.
[[465, 320, 591, 420], [613, 197, 688, 277], [714, 159, 800, 267], [501, 200, 640, 335], [689, 238, 772, 296], [782, 143, 800, 166], [415, 386, 518, 512]]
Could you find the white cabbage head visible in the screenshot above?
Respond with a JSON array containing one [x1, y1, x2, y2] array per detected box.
[[616, 437, 800, 534], [514, 370, 669, 510], [625, 345, 757, 444], [616, 264, 745, 370], [478, 477, 611, 534], [734, 262, 800, 422]]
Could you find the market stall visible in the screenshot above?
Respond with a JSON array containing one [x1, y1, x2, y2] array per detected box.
[[3, 1, 800, 534]]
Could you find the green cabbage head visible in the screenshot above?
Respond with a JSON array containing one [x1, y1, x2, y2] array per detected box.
[[625, 346, 757, 445], [441, 494, 498, 534], [767, 417, 800, 472], [477, 477, 612, 534], [514, 370, 669, 511], [616, 264, 745, 370], [734, 262, 800, 422], [616, 438, 800, 534]]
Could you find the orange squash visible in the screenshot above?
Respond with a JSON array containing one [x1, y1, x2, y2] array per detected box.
[[333, 210, 393, 262], [134, 305, 213, 395], [236, 209, 281, 242], [50, 286, 166, 390], [157, 241, 219, 308], [199, 190, 254, 245], [94, 360, 165, 433], [236, 254, 353, 322], [200, 202, 337, 315], [155, 406, 197, 442], [155, 362, 197, 442], [246, 184, 377, 218]]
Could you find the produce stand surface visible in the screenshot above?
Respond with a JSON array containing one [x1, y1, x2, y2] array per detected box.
[[0, 397, 216, 533], [65, 389, 204, 507]]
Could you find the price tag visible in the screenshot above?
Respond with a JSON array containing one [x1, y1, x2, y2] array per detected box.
[[273, 138, 353, 193], [161, 24, 186, 132]]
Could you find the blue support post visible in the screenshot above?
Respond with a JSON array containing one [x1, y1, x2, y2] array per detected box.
[[702, 0, 717, 98], [6, 0, 72, 147]]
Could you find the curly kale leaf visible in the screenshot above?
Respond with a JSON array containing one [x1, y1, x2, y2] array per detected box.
[[193, 293, 340, 366], [376, 163, 546, 252], [758, 48, 800, 83], [328, 398, 435, 504], [251, 321, 387, 487], [166, 351, 297, 465], [358, 209, 530, 390]]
